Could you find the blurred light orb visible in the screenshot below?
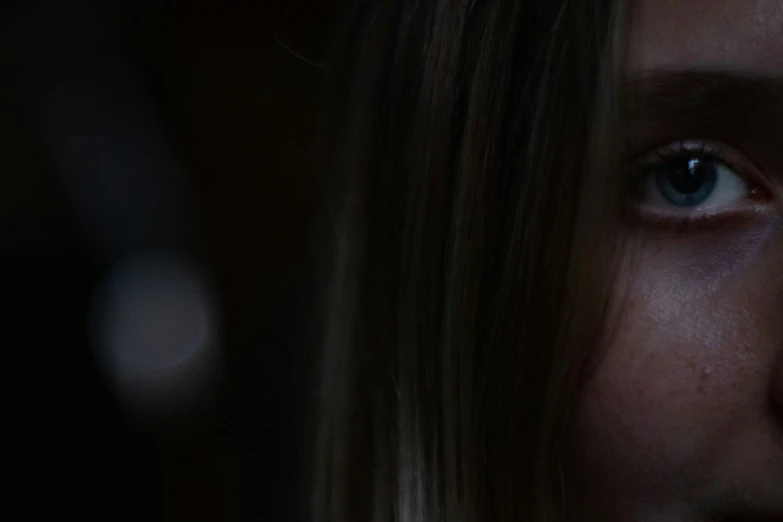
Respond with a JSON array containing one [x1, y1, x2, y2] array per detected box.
[[91, 251, 220, 421]]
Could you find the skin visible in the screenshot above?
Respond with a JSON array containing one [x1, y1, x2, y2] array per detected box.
[[571, 1, 783, 520]]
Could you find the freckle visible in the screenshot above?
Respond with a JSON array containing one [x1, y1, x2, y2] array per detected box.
[[697, 368, 712, 395]]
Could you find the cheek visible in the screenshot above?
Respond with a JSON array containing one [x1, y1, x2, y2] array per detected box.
[[572, 219, 783, 502]]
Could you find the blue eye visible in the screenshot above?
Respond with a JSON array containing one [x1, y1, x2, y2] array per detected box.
[[639, 153, 749, 210], [651, 157, 718, 207]]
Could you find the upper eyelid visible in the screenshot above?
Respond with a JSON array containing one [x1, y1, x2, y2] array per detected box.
[[626, 71, 783, 188], [635, 139, 769, 188], [640, 140, 724, 164]]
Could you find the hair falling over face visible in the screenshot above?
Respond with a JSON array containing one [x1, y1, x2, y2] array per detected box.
[[315, 1, 628, 521]]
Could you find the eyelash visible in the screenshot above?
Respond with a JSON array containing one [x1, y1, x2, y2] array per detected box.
[[629, 139, 771, 232], [645, 140, 724, 165]]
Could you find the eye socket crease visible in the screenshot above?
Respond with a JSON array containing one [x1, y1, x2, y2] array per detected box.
[[625, 70, 783, 188]]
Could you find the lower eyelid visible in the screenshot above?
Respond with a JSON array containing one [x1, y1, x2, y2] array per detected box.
[[626, 203, 769, 235]]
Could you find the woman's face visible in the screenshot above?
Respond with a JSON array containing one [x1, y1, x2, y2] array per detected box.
[[573, 1, 783, 520]]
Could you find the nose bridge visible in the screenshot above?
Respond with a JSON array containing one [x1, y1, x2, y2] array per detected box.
[[772, 352, 783, 414], [766, 228, 783, 414]]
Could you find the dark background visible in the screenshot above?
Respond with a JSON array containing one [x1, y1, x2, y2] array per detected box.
[[4, 0, 339, 520]]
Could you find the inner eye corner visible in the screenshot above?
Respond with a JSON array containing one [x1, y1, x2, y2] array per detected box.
[[748, 183, 774, 202]]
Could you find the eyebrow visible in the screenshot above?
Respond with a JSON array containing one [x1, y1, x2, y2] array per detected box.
[[625, 70, 783, 171]]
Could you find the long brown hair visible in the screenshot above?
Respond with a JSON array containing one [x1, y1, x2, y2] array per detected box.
[[315, 1, 627, 520]]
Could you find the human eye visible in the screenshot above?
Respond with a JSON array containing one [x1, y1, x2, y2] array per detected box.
[[630, 140, 772, 229]]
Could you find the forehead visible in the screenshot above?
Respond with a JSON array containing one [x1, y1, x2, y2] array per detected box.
[[630, 0, 783, 74]]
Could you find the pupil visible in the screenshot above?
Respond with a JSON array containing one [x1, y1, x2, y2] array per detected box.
[[667, 158, 711, 194]]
